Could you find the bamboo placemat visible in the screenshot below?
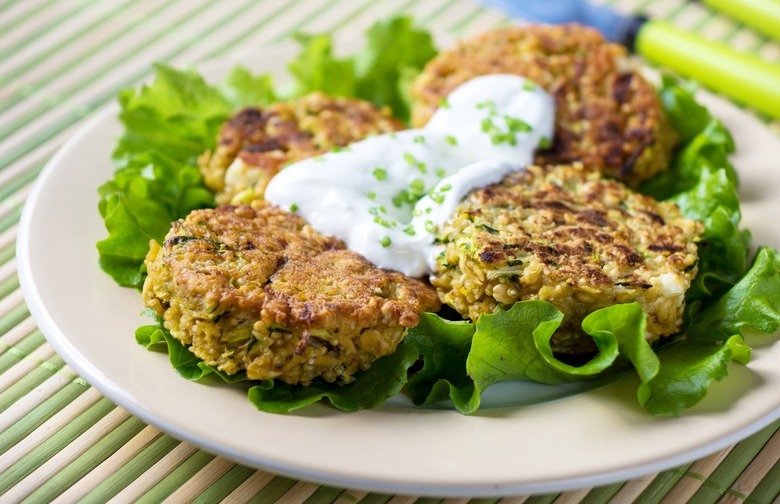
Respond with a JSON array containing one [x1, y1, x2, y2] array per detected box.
[[1, 0, 779, 502]]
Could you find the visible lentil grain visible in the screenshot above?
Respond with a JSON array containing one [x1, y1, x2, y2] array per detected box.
[[431, 164, 702, 353]]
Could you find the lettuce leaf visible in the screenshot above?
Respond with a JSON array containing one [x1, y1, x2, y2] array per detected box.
[[409, 302, 647, 414], [286, 16, 436, 122], [248, 340, 419, 413], [687, 247, 780, 344], [640, 76, 737, 202], [405, 313, 477, 412], [97, 151, 215, 287], [220, 66, 277, 108], [638, 248, 780, 415], [287, 34, 357, 98], [398, 78, 780, 416], [98, 65, 240, 288], [135, 314, 252, 383], [353, 16, 437, 122], [673, 168, 751, 302], [113, 64, 235, 162], [638, 335, 750, 416]]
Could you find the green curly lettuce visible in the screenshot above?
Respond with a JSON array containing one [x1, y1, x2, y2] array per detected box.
[[97, 64, 274, 288], [286, 16, 436, 122]]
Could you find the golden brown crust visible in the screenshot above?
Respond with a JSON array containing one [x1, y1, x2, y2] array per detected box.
[[411, 24, 677, 186], [199, 92, 405, 204], [431, 164, 703, 353], [143, 203, 440, 385]]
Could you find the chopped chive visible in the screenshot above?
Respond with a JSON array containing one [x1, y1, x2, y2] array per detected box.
[[392, 191, 407, 208], [403, 152, 427, 174], [480, 108, 534, 146], [505, 116, 532, 133], [478, 223, 499, 234], [373, 167, 388, 181], [424, 220, 435, 233], [522, 80, 536, 91], [374, 215, 397, 228], [435, 168, 447, 177], [413, 135, 426, 143], [410, 179, 425, 192], [539, 136, 552, 149], [392, 178, 428, 209], [367, 192, 376, 200], [403, 225, 416, 236], [439, 97, 451, 109], [289, 203, 299, 212], [440, 184, 452, 192], [476, 100, 496, 112], [380, 236, 392, 247], [445, 135, 458, 145]]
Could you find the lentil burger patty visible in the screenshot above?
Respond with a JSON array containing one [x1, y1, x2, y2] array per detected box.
[[411, 24, 676, 186], [143, 203, 440, 386], [431, 163, 702, 354], [199, 92, 404, 205]]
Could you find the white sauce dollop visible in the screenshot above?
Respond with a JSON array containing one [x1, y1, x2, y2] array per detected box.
[[264, 74, 555, 277]]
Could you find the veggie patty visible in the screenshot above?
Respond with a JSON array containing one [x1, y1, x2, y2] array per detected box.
[[142, 202, 440, 386], [199, 92, 405, 205], [411, 24, 677, 186]]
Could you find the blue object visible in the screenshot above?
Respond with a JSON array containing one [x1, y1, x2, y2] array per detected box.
[[478, 0, 644, 47]]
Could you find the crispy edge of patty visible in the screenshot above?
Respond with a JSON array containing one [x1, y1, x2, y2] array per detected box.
[[430, 163, 703, 353], [142, 202, 440, 386], [410, 24, 677, 186], [199, 92, 405, 205]]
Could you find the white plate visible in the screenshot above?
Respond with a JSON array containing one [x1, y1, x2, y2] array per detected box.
[[17, 40, 780, 497]]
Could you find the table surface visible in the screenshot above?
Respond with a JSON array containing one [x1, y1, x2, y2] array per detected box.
[[2, 0, 779, 502]]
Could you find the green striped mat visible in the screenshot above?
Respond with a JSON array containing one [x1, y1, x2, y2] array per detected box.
[[1, 0, 778, 502]]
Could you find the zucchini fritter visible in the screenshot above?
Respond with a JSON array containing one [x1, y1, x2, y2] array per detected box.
[[431, 164, 702, 353], [143, 203, 440, 386], [199, 92, 404, 204], [411, 24, 676, 186]]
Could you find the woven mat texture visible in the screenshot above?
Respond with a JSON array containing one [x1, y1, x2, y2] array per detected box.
[[1, 0, 778, 502]]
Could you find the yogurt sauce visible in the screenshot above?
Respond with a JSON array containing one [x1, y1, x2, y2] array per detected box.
[[264, 74, 555, 277]]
